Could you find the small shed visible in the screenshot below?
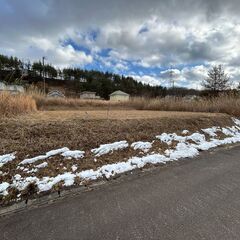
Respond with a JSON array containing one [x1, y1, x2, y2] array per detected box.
[[109, 90, 130, 101], [80, 91, 100, 99]]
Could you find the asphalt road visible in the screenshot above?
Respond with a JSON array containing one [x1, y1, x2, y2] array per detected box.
[[1, 145, 240, 240]]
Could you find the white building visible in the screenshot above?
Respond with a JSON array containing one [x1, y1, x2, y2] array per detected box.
[[80, 91, 100, 99], [109, 90, 130, 101], [0, 82, 24, 94]]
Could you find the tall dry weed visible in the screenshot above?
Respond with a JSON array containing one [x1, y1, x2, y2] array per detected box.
[[0, 92, 37, 118]]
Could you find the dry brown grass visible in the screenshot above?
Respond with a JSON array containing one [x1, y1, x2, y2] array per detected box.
[[2, 87, 240, 118], [129, 95, 240, 117], [31, 91, 240, 117], [0, 110, 231, 159], [33, 95, 129, 110], [0, 92, 37, 118]]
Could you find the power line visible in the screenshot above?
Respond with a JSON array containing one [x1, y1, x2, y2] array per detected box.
[[42, 56, 46, 95]]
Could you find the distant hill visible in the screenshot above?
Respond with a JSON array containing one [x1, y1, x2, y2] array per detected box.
[[0, 54, 200, 98]]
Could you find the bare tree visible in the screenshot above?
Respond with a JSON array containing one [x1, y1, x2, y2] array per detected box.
[[202, 65, 230, 92]]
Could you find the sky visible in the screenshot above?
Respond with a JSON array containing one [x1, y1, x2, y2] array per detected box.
[[1, 0, 240, 89]]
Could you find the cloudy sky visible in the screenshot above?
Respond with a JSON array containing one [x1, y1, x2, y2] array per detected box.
[[1, 0, 240, 88]]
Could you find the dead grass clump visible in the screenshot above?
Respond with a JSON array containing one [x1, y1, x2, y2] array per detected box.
[[0, 92, 37, 118], [129, 95, 240, 117]]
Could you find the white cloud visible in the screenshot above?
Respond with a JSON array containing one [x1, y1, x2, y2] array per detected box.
[[1, 0, 240, 88]]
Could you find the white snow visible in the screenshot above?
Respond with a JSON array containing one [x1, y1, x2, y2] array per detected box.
[[233, 118, 240, 126], [156, 133, 174, 145], [71, 165, 78, 172], [168, 142, 199, 160], [61, 150, 85, 159], [187, 133, 206, 144], [20, 147, 70, 165], [202, 127, 219, 137], [91, 141, 129, 156], [37, 172, 76, 192], [46, 147, 70, 157], [0, 153, 15, 168], [131, 141, 152, 151], [0, 182, 10, 196], [35, 162, 48, 169], [182, 130, 189, 135]]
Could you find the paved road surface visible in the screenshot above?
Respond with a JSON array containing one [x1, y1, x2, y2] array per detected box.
[[1, 145, 240, 240]]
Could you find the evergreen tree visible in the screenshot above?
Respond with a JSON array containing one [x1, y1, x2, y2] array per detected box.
[[202, 65, 230, 92]]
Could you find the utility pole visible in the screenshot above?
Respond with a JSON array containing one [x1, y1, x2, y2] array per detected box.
[[169, 65, 175, 89], [42, 56, 46, 95]]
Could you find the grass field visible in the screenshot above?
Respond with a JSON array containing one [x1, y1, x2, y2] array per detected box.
[[0, 110, 232, 158], [1, 92, 240, 118]]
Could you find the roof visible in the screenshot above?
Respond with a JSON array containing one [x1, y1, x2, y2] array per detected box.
[[109, 90, 129, 96], [47, 90, 65, 98], [80, 91, 96, 95]]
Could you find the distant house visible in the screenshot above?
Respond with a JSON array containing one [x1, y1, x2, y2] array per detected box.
[[183, 95, 199, 101], [0, 82, 6, 91], [80, 91, 100, 99], [47, 90, 65, 98], [109, 90, 130, 101], [0, 82, 24, 94]]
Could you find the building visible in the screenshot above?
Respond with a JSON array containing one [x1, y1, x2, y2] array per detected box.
[[47, 90, 65, 98], [80, 91, 100, 99], [0, 82, 24, 94], [109, 90, 130, 101]]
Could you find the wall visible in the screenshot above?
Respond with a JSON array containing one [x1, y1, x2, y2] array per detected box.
[[110, 95, 129, 101]]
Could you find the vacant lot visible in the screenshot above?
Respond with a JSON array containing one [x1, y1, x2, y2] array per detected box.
[[0, 110, 232, 158]]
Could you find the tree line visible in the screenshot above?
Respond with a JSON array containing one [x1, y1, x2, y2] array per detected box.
[[0, 54, 238, 99]]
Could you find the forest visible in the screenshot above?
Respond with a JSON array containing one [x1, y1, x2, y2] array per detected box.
[[0, 54, 200, 99]]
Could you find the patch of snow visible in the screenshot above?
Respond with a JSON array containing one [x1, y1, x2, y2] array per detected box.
[[46, 147, 70, 157], [37, 172, 76, 192], [187, 133, 206, 144], [233, 118, 240, 126], [91, 141, 129, 157], [61, 150, 85, 159], [202, 127, 219, 137], [168, 142, 199, 160], [222, 127, 235, 136], [156, 133, 174, 145], [27, 169, 38, 174], [0, 153, 15, 168], [0, 182, 10, 196], [71, 165, 78, 172], [130, 154, 169, 168], [156, 133, 186, 145], [100, 161, 135, 179], [182, 130, 189, 135], [35, 162, 48, 169], [20, 147, 70, 165], [20, 155, 48, 165], [131, 141, 152, 151]]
